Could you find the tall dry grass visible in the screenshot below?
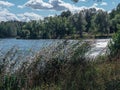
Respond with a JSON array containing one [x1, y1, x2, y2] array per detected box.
[[0, 40, 120, 90]]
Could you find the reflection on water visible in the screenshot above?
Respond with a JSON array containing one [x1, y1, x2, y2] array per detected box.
[[0, 38, 110, 73], [88, 39, 110, 57], [0, 38, 110, 57], [0, 39, 53, 51]]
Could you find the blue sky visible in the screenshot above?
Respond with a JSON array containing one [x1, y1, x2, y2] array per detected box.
[[0, 0, 120, 22]]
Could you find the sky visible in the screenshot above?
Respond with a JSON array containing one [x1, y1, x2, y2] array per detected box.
[[0, 0, 120, 22]]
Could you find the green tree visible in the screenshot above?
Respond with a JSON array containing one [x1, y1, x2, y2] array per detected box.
[[93, 10, 110, 35], [60, 10, 72, 18], [110, 14, 120, 33], [73, 12, 87, 37]]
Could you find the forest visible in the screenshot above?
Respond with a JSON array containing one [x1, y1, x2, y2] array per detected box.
[[0, 3, 120, 39]]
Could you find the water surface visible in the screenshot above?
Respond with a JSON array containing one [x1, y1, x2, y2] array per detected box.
[[0, 38, 110, 56]]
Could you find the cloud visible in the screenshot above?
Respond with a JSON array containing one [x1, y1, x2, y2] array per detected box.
[[19, 0, 70, 11], [92, 3, 98, 7], [48, 14, 55, 17], [23, 0, 53, 10], [0, 0, 14, 7], [48, 0, 88, 11], [17, 5, 24, 9], [90, 3, 104, 11], [0, 9, 43, 22], [0, 1, 18, 22], [0, 0, 105, 22], [49, 0, 79, 11], [17, 12, 43, 22], [19, 0, 80, 11], [19, 0, 104, 12], [79, 0, 86, 2], [0, 9, 19, 22], [100, 2, 107, 6]]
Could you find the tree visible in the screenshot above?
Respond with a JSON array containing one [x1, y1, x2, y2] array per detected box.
[[60, 10, 72, 18], [93, 10, 110, 35], [21, 29, 30, 39], [108, 30, 120, 59], [110, 14, 120, 33], [73, 12, 87, 37], [84, 8, 97, 32]]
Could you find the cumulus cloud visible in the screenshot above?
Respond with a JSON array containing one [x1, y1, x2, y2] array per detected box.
[[0, 9, 19, 22], [49, 0, 88, 11], [23, 0, 53, 10], [0, 0, 14, 7], [17, 12, 43, 22], [0, 1, 19, 22], [49, 0, 80, 11], [0, 9, 43, 22], [101, 2, 107, 6], [19, 0, 70, 11], [0, 0, 43, 22], [19, 0, 104, 12], [0, 0, 105, 22]]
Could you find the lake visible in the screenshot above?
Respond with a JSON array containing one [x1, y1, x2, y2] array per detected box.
[[0, 38, 110, 57], [0, 38, 110, 73]]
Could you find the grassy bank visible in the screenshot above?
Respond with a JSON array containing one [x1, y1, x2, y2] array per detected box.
[[0, 40, 120, 90]]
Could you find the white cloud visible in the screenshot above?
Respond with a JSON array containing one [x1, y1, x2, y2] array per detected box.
[[101, 2, 107, 6], [0, 0, 105, 22], [90, 3, 104, 11], [0, 1, 18, 22], [0, 9, 19, 22], [79, 0, 86, 2], [48, 14, 55, 17], [0, 9, 43, 22], [19, 0, 104, 12], [49, 0, 88, 11], [0, 1, 14, 7], [17, 5, 24, 9], [18, 0, 72, 11], [17, 12, 43, 22], [92, 3, 98, 7], [49, 0, 80, 11], [23, 0, 53, 10]]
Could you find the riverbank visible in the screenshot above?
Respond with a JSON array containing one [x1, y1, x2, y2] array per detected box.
[[16, 34, 113, 39]]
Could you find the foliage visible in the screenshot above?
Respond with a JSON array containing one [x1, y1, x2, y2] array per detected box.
[[108, 30, 120, 60], [1, 3, 120, 39]]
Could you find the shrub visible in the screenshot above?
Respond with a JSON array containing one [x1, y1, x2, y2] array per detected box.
[[108, 30, 120, 60]]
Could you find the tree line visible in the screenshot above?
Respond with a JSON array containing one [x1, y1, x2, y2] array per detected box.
[[0, 3, 120, 39]]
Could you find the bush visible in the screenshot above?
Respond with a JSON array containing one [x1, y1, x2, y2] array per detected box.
[[108, 30, 120, 60], [22, 40, 91, 89]]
